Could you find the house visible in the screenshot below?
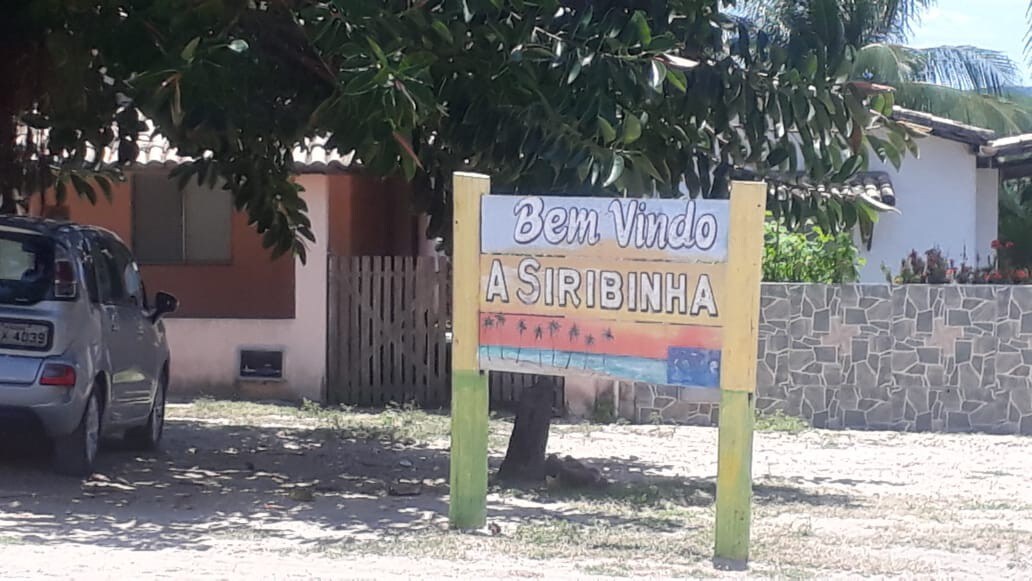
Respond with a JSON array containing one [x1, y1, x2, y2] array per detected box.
[[853, 108, 1018, 281], [30, 131, 436, 402], [715, 108, 1017, 283]]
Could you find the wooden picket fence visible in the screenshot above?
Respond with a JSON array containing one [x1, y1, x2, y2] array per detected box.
[[326, 256, 563, 411]]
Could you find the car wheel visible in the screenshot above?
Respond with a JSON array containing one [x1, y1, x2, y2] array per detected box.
[[125, 375, 167, 450], [53, 387, 102, 477]]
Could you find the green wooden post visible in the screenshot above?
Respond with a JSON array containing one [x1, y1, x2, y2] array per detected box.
[[449, 172, 490, 529], [714, 181, 766, 566]]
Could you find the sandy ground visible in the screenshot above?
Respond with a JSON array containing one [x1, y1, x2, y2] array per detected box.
[[0, 400, 1030, 580]]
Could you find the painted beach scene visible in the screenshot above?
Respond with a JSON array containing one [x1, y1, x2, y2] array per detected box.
[[478, 312, 721, 389]]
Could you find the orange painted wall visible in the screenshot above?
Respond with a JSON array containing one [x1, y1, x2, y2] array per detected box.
[[34, 170, 424, 318], [327, 174, 420, 257], [49, 176, 296, 319]]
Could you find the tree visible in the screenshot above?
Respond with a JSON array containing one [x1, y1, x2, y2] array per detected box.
[[547, 320, 562, 367], [583, 334, 596, 369], [601, 328, 615, 368], [564, 324, 581, 369], [480, 316, 494, 360], [515, 319, 528, 363], [533, 324, 545, 365], [3, 0, 921, 487], [493, 314, 507, 359], [742, 0, 1032, 135], [2, 0, 916, 258]]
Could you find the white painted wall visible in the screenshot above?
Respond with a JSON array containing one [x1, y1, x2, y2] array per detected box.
[[859, 136, 980, 281], [165, 174, 330, 402], [976, 168, 1000, 261]]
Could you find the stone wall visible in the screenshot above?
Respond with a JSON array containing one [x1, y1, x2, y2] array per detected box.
[[631, 284, 1032, 435]]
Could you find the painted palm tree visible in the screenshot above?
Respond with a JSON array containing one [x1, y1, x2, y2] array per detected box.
[[547, 320, 562, 367], [739, 0, 1032, 134], [481, 317, 494, 360], [493, 314, 507, 359], [565, 324, 580, 369], [583, 334, 596, 369], [515, 319, 528, 363], [601, 328, 615, 370], [533, 324, 545, 365]]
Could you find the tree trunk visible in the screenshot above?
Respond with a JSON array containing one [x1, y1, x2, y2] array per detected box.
[[495, 377, 556, 486]]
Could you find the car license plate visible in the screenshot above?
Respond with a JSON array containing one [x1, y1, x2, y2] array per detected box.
[[0, 320, 51, 350]]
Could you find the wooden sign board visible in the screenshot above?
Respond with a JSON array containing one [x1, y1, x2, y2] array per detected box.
[[448, 172, 766, 566], [477, 196, 731, 390]]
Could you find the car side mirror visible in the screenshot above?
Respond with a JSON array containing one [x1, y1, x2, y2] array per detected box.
[[153, 291, 179, 322]]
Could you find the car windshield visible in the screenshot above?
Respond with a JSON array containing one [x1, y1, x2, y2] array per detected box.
[[0, 232, 55, 305]]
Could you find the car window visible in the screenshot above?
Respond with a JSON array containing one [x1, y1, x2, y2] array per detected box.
[[0, 232, 54, 305], [113, 244, 146, 309], [78, 240, 99, 303], [91, 237, 127, 305]]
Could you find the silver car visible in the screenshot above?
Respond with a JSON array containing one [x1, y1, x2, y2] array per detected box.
[[0, 217, 178, 476]]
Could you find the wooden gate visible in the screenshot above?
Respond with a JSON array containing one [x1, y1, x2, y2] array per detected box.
[[327, 256, 563, 410]]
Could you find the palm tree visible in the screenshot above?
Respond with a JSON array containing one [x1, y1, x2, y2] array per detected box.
[[493, 314, 507, 359], [547, 320, 562, 367], [481, 317, 494, 360], [533, 324, 545, 365], [565, 324, 580, 369], [601, 328, 615, 370], [515, 319, 528, 363], [583, 334, 596, 369], [740, 0, 1032, 135]]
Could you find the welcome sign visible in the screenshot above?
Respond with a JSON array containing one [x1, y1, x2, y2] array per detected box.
[[478, 196, 730, 389], [449, 174, 765, 563]]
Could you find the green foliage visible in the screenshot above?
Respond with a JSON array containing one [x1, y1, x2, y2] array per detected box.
[[2, 0, 921, 256], [763, 216, 864, 283], [999, 180, 1032, 267]]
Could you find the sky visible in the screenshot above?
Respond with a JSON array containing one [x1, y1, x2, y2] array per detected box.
[[909, 0, 1030, 85]]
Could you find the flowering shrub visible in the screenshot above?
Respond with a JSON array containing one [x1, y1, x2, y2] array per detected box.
[[884, 242, 1031, 285]]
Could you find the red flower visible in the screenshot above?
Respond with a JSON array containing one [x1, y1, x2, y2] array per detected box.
[[1015, 269, 1029, 281], [991, 240, 1002, 249], [990, 271, 1004, 282], [1006, 241, 1016, 249]]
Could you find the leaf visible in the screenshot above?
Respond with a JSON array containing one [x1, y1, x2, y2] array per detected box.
[[630, 154, 664, 183], [597, 116, 616, 143], [629, 11, 651, 46], [803, 52, 818, 80], [649, 60, 667, 90], [666, 68, 687, 92], [622, 112, 642, 145], [767, 145, 791, 168], [181, 37, 200, 62], [367, 38, 388, 65], [566, 59, 582, 84], [576, 158, 593, 183], [831, 154, 864, 183], [95, 175, 114, 201], [55, 179, 68, 204], [392, 131, 424, 171], [171, 80, 184, 127], [70, 174, 97, 204], [432, 21, 454, 45], [603, 156, 625, 187], [227, 39, 249, 53]]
